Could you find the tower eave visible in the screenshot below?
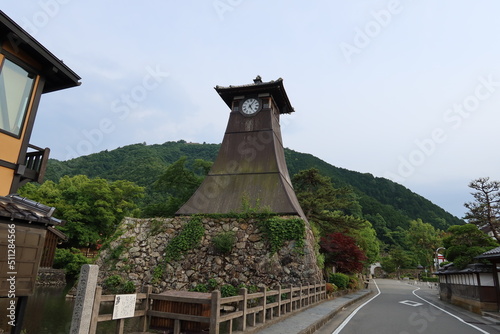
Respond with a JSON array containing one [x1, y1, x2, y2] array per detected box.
[[215, 78, 294, 114]]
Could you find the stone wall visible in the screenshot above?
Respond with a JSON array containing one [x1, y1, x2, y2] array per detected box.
[[95, 216, 323, 293], [36, 268, 66, 286]]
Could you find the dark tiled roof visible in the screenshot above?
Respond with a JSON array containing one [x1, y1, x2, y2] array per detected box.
[[476, 246, 500, 260], [0, 194, 63, 226], [436, 262, 492, 274], [215, 76, 295, 114]]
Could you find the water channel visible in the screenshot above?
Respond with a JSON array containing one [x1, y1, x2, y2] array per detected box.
[[0, 284, 74, 334], [0, 284, 146, 334]]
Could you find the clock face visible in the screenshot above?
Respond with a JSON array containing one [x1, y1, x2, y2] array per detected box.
[[241, 98, 261, 115]]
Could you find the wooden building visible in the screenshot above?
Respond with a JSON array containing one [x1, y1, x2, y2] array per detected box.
[[437, 247, 500, 314], [0, 10, 80, 333], [0, 10, 80, 195]]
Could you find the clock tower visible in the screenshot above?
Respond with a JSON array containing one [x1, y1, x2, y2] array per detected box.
[[177, 76, 305, 217]]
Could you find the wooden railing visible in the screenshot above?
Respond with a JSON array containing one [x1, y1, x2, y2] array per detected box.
[[211, 281, 327, 334], [21, 144, 50, 183], [88, 286, 152, 334], [88, 281, 326, 334]]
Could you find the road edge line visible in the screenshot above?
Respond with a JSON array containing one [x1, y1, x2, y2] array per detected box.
[[331, 279, 381, 334], [412, 288, 490, 334]]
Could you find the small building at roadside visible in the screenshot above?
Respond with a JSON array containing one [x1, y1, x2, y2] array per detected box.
[[437, 246, 500, 314]]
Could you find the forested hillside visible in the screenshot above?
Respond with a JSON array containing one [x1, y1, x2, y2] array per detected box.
[[44, 141, 463, 239]]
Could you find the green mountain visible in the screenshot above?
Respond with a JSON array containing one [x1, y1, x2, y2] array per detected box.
[[45, 141, 463, 241]]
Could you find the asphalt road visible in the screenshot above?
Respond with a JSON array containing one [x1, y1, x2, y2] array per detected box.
[[316, 279, 500, 334]]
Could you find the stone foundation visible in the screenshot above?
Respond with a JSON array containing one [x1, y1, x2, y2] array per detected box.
[[36, 268, 66, 286], [95, 216, 323, 293]]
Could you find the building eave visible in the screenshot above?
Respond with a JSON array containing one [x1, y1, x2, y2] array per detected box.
[[0, 10, 81, 93]]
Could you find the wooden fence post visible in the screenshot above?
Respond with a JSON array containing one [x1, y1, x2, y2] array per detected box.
[[277, 285, 282, 317], [299, 284, 303, 308], [140, 285, 152, 332], [88, 286, 102, 334], [258, 286, 266, 325], [210, 290, 221, 334], [238, 288, 247, 331], [115, 318, 125, 334]]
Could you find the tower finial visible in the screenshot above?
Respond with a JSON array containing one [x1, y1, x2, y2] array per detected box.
[[253, 75, 262, 84]]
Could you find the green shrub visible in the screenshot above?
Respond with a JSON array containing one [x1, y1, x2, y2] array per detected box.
[[151, 265, 164, 284], [221, 284, 238, 297], [104, 275, 123, 293], [154, 217, 205, 283], [110, 244, 126, 260], [326, 283, 337, 294], [121, 280, 136, 293], [164, 217, 204, 261], [260, 217, 305, 254], [53, 248, 91, 278], [104, 275, 136, 294], [421, 277, 439, 283], [208, 278, 218, 290], [329, 273, 350, 290], [191, 283, 209, 293], [348, 276, 359, 289], [212, 231, 236, 254]]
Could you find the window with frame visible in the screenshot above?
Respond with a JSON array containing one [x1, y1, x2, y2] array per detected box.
[[0, 58, 35, 137]]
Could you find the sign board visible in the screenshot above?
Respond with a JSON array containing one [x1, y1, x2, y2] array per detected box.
[[112, 294, 137, 320]]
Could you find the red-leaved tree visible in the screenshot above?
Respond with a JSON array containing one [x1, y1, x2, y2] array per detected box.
[[320, 232, 367, 274]]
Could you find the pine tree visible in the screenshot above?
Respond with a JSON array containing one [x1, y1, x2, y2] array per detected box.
[[464, 177, 500, 242]]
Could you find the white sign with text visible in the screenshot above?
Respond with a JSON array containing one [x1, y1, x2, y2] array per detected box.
[[112, 294, 137, 320]]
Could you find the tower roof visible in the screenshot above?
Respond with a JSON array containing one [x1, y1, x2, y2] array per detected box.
[[215, 76, 295, 114], [177, 77, 304, 218]]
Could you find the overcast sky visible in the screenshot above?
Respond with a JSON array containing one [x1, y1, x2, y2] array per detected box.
[[4, 1, 500, 220]]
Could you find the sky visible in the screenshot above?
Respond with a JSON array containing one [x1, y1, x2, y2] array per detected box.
[[3, 1, 500, 220]]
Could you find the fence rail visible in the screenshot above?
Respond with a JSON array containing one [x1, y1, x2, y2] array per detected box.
[[88, 281, 327, 334]]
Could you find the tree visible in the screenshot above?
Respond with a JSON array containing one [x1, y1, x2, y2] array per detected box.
[[293, 168, 380, 267], [292, 168, 358, 220], [144, 157, 211, 217], [320, 232, 367, 274], [380, 246, 415, 278], [464, 177, 500, 242], [443, 224, 498, 269], [292, 168, 369, 232], [407, 219, 442, 269], [19, 175, 144, 248], [349, 223, 380, 265]]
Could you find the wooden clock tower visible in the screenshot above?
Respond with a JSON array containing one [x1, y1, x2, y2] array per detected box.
[[177, 76, 305, 218]]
